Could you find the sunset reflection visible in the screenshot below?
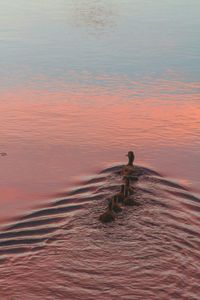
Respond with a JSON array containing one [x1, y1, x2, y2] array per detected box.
[[1, 77, 200, 220], [1, 78, 199, 148]]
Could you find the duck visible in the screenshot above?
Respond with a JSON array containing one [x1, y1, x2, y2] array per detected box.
[[121, 151, 135, 177], [99, 200, 115, 223], [112, 195, 122, 213]]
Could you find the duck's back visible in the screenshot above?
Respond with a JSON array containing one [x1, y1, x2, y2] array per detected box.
[[121, 164, 134, 176]]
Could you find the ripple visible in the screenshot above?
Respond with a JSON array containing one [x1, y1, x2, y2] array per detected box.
[[0, 164, 199, 300]]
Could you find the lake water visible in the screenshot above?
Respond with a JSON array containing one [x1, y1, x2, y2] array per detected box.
[[0, 1, 200, 299]]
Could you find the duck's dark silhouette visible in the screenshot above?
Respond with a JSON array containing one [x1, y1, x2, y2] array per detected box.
[[114, 185, 125, 203], [123, 177, 137, 206], [112, 195, 122, 213], [124, 177, 134, 197], [99, 200, 115, 223], [123, 197, 135, 206], [121, 151, 135, 177]]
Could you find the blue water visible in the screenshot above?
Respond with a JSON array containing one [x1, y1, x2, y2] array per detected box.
[[0, 0, 200, 89]]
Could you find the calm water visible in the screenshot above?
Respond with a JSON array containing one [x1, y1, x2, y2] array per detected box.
[[0, 1, 200, 299]]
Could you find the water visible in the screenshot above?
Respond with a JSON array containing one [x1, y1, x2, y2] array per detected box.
[[0, 166, 200, 299], [0, 1, 200, 299]]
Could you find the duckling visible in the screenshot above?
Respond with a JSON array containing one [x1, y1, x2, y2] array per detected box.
[[124, 193, 140, 206], [99, 201, 115, 223], [124, 177, 134, 196], [112, 195, 122, 213], [114, 185, 125, 203], [123, 177, 136, 206], [121, 151, 135, 177], [123, 196, 135, 206], [123, 175, 138, 182]]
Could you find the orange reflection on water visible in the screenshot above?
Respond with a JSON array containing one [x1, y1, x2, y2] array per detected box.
[[0, 78, 199, 222], [0, 81, 200, 147]]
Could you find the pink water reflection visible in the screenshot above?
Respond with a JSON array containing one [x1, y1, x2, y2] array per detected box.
[[0, 78, 200, 223]]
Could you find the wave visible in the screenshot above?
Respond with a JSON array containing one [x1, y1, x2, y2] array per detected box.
[[0, 164, 199, 260]]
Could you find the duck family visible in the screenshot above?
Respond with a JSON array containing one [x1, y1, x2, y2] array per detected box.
[[99, 150, 138, 223]]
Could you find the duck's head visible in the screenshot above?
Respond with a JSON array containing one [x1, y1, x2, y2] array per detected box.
[[126, 151, 135, 165]]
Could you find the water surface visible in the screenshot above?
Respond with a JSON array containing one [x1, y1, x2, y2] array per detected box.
[[0, 1, 200, 299]]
